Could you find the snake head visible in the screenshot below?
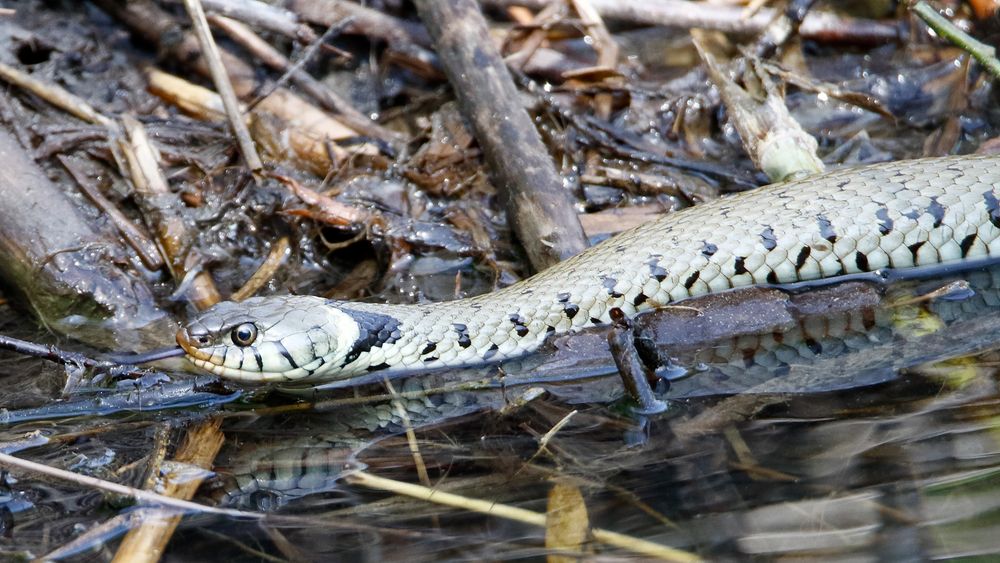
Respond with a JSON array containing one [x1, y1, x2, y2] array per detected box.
[[176, 295, 361, 383]]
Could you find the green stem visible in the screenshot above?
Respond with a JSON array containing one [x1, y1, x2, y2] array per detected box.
[[911, 1, 1000, 80]]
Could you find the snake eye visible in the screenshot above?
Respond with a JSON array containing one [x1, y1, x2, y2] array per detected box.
[[230, 323, 258, 347]]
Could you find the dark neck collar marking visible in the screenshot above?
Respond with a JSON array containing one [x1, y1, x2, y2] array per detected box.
[[339, 307, 402, 367]]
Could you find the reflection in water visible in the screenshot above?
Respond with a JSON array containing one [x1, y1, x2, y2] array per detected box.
[[6, 266, 1000, 559]]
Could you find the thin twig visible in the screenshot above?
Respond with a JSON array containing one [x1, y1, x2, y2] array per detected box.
[[119, 115, 223, 309], [911, 1, 1000, 80], [384, 378, 434, 491], [191, 0, 316, 42], [0, 333, 107, 370], [230, 236, 291, 302], [183, 0, 264, 172], [40, 513, 137, 560], [0, 451, 258, 519], [58, 155, 165, 270], [112, 418, 227, 563], [242, 17, 352, 112], [479, 0, 902, 44], [0, 62, 112, 126], [210, 14, 402, 145], [346, 471, 702, 562]]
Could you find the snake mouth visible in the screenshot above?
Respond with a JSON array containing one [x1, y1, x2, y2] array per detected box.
[[176, 328, 305, 383]]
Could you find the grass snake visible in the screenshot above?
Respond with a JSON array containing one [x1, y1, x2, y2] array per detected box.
[[176, 154, 1000, 384]]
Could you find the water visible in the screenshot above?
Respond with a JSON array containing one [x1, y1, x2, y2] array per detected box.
[[6, 265, 1000, 559]]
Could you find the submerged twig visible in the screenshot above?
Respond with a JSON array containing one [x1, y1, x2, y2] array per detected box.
[[384, 378, 435, 507], [0, 333, 108, 371], [113, 418, 227, 563], [0, 451, 256, 519], [346, 471, 703, 562]]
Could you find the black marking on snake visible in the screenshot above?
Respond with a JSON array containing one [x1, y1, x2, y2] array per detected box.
[[836, 179, 850, 189], [367, 362, 390, 372], [546, 325, 556, 333], [855, 251, 869, 271], [601, 276, 623, 298], [805, 338, 823, 355], [766, 271, 779, 284], [760, 227, 777, 250], [421, 342, 437, 355], [564, 302, 579, 319], [684, 271, 700, 289], [876, 207, 893, 235], [253, 349, 264, 371], [303, 356, 324, 376], [649, 264, 667, 282], [423, 355, 439, 363], [615, 245, 626, 253], [960, 233, 978, 257], [984, 190, 1000, 228], [339, 308, 402, 367], [509, 314, 529, 337], [902, 208, 921, 220], [590, 317, 602, 324], [645, 256, 667, 282], [454, 324, 472, 348], [795, 246, 811, 270], [733, 257, 748, 276], [701, 241, 718, 257], [908, 241, 925, 260], [927, 197, 945, 228], [817, 215, 837, 243], [275, 341, 299, 369], [306, 336, 321, 368], [633, 293, 648, 306], [483, 343, 500, 361], [557, 292, 571, 303]]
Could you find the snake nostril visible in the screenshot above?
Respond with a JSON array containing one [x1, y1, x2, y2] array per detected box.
[[177, 327, 212, 349]]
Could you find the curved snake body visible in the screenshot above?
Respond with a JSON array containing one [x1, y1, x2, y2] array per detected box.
[[178, 154, 1000, 384]]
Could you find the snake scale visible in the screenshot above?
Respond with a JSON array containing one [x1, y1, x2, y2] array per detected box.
[[177, 154, 1000, 384]]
